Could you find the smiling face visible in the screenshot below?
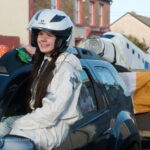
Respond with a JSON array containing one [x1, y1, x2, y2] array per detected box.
[[37, 30, 56, 56]]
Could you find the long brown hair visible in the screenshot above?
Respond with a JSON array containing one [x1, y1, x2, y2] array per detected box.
[[26, 48, 60, 112]]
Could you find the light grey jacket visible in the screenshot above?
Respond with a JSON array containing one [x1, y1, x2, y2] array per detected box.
[[10, 52, 82, 150]]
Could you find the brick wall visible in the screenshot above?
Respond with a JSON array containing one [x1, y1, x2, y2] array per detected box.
[[0, 35, 20, 49]]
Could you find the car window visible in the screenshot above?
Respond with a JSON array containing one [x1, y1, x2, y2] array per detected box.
[[78, 69, 97, 118], [94, 66, 123, 104], [94, 66, 117, 85]]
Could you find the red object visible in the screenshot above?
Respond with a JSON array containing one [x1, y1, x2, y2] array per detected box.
[[0, 45, 10, 57], [0, 35, 20, 49]]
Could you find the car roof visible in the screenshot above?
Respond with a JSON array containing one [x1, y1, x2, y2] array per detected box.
[[67, 47, 100, 60]]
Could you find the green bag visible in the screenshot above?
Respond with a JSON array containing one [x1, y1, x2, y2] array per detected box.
[[15, 47, 32, 63]]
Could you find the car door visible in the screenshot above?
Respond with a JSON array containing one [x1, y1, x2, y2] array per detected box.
[[69, 68, 111, 149], [93, 62, 132, 115]]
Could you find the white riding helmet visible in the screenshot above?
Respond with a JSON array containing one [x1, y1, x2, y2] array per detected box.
[[28, 9, 73, 51]]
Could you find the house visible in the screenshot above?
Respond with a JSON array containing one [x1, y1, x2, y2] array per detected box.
[[34, 0, 112, 46], [0, 0, 112, 48], [110, 12, 150, 49], [0, 0, 34, 49]]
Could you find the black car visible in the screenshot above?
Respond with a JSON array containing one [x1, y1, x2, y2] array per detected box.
[[0, 47, 141, 150]]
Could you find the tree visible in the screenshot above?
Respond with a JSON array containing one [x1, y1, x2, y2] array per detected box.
[[125, 35, 147, 53]]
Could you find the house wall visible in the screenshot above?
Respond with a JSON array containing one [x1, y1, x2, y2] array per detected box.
[[0, 35, 20, 49], [34, 0, 110, 27], [110, 14, 150, 48], [0, 0, 111, 47], [0, 0, 31, 46], [34, 0, 111, 46]]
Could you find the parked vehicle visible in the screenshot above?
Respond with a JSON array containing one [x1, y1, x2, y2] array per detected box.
[[82, 32, 150, 71], [82, 32, 150, 147], [0, 47, 141, 150]]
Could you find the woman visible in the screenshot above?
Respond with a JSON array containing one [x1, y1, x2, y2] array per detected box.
[[9, 9, 82, 149]]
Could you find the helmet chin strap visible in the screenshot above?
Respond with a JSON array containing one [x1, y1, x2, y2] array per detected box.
[[50, 38, 67, 57], [54, 37, 67, 52]]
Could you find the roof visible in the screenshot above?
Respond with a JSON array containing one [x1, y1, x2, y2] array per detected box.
[[129, 12, 150, 27], [111, 12, 150, 27]]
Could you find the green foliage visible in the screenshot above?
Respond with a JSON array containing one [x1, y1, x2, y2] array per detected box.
[[125, 35, 147, 52]]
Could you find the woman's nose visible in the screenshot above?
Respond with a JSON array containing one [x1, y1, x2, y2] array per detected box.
[[41, 35, 47, 41]]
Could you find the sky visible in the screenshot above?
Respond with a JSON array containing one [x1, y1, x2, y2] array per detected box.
[[110, 0, 150, 23]]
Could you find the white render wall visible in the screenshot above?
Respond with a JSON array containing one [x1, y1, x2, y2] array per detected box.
[[0, 0, 29, 45]]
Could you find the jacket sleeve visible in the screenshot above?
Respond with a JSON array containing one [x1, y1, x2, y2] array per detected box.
[[12, 62, 81, 130]]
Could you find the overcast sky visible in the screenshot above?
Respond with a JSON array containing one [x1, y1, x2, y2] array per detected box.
[[110, 0, 150, 23]]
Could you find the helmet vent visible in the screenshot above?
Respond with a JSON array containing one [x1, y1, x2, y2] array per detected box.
[[50, 15, 65, 22], [35, 10, 43, 20]]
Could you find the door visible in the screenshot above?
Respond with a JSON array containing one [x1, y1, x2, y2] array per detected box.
[[70, 68, 111, 149]]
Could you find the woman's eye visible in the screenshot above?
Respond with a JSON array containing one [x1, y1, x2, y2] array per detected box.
[[39, 32, 44, 35], [47, 33, 54, 37]]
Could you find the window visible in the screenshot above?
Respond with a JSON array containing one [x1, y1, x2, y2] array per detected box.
[[89, 0, 96, 26], [132, 49, 135, 54], [138, 54, 140, 59], [94, 66, 117, 85], [75, 0, 82, 24], [94, 66, 127, 104], [100, 34, 115, 39], [78, 69, 96, 117], [126, 43, 129, 49]]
